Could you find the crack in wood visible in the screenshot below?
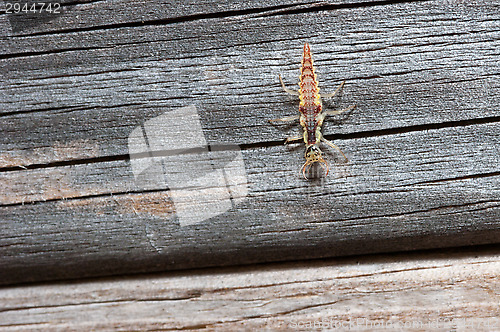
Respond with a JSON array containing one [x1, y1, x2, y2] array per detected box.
[[0, 293, 204, 314], [0, 44, 115, 60], [306, 199, 500, 225], [2, 115, 496, 173], [0, 102, 144, 118], [0, 187, 169, 207], [3, 0, 431, 41], [406, 171, 500, 186], [323, 115, 500, 140], [255, 0, 432, 18], [6, 3, 311, 38]]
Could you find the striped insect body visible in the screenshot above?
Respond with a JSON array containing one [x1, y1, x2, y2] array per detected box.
[[270, 43, 356, 179], [299, 43, 322, 147]]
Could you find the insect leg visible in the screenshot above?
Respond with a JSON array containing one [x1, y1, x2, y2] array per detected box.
[[322, 104, 356, 116], [320, 81, 345, 98], [279, 75, 300, 96], [268, 114, 300, 123], [321, 137, 348, 162], [285, 136, 303, 144]]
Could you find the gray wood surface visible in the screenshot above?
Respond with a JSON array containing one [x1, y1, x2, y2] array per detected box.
[[1, 245, 499, 331], [1, 0, 499, 284]]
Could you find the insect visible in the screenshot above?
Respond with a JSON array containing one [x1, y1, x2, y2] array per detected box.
[[270, 43, 356, 179]]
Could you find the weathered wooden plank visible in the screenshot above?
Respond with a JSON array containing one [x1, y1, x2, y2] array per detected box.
[[1, 123, 499, 284], [1, 0, 500, 284], [1, 0, 499, 167], [1, 0, 319, 35], [2, 122, 499, 205], [0, 245, 498, 331], [0, 0, 438, 37]]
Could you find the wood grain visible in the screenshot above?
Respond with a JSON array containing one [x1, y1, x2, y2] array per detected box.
[[0, 245, 498, 331], [2, 0, 499, 165], [1, 0, 499, 284], [1, 123, 499, 284]]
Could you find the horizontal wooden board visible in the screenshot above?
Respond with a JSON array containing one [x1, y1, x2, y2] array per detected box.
[[1, 123, 499, 284], [1, 0, 328, 36], [0, 245, 499, 331], [1, 0, 499, 284], [1, 0, 499, 167], [2, 122, 499, 205], [1, 0, 443, 37]]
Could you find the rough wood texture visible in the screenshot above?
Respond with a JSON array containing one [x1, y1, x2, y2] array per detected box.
[[0, 245, 499, 331], [1, 0, 499, 284]]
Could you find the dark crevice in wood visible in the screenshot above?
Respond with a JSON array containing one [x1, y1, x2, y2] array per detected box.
[[0, 153, 132, 173], [38, 67, 141, 80], [261, 114, 500, 150], [258, 228, 311, 235], [0, 292, 203, 314], [0, 186, 169, 208], [1, 105, 87, 118], [322, 115, 500, 141], [61, 0, 106, 7], [313, 188, 411, 199], [307, 199, 500, 225], [0, 45, 115, 60], [6, 3, 315, 38], [405, 171, 500, 186], [256, 0, 431, 18], [1, 170, 499, 208], [176, 323, 213, 330], [0, 102, 144, 118], [5, 0, 428, 40], [333, 265, 456, 280]]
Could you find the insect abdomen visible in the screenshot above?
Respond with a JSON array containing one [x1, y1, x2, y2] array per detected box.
[[299, 43, 322, 145]]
